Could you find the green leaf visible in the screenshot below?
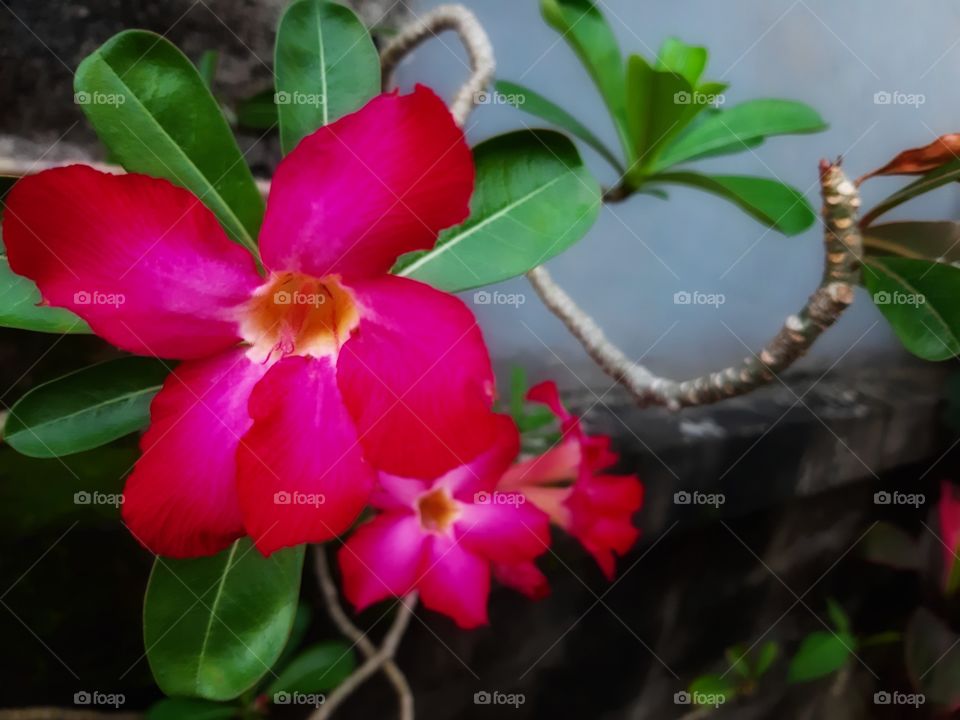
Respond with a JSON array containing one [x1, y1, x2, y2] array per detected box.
[[753, 641, 779, 678], [144, 539, 305, 701], [656, 37, 708, 87], [655, 171, 815, 235], [275, 0, 380, 154], [271, 603, 313, 674], [237, 89, 278, 131], [197, 50, 219, 90], [688, 674, 737, 703], [396, 130, 600, 291], [0, 255, 90, 334], [787, 631, 856, 683], [74, 30, 263, 252], [146, 698, 238, 720], [826, 598, 852, 635], [655, 99, 827, 170], [4, 357, 169, 458], [862, 158, 960, 228], [493, 80, 624, 173], [862, 521, 922, 571], [905, 608, 960, 707], [863, 221, 960, 264], [267, 642, 356, 696], [863, 256, 960, 360], [724, 643, 750, 678], [540, 0, 630, 159]]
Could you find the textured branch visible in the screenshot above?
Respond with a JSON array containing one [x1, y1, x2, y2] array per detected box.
[[313, 547, 414, 720], [379, 4, 494, 126], [528, 160, 863, 409]]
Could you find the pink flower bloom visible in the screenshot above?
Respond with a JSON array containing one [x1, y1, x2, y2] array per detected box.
[[939, 481, 960, 587], [4, 86, 504, 557], [338, 417, 551, 628], [499, 381, 643, 579]]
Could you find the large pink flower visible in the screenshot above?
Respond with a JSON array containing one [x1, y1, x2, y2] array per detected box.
[[3, 86, 504, 557], [499, 381, 643, 578], [338, 417, 551, 628]]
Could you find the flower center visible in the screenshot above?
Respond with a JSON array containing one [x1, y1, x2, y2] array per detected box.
[[417, 487, 461, 534], [240, 272, 359, 363]]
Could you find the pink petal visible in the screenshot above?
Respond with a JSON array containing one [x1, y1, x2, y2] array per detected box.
[[418, 535, 490, 629], [372, 474, 429, 511], [440, 415, 520, 498], [236, 355, 376, 555], [566, 474, 644, 579], [456, 494, 551, 564], [122, 348, 267, 558], [259, 86, 473, 279], [339, 513, 426, 611], [499, 438, 580, 490], [527, 380, 570, 422], [940, 481, 960, 585], [337, 275, 499, 479], [493, 560, 550, 600], [3, 167, 261, 358]]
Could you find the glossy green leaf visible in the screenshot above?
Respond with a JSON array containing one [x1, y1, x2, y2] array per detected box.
[[863, 221, 960, 264], [237, 89, 278, 131], [271, 603, 313, 674], [862, 158, 960, 228], [144, 539, 305, 701], [787, 631, 856, 683], [0, 255, 90, 334], [494, 80, 624, 172], [863, 256, 960, 360], [146, 698, 238, 720], [74, 30, 263, 252], [655, 99, 827, 170], [688, 674, 736, 703], [540, 0, 630, 158], [655, 171, 815, 235], [396, 130, 600, 291], [267, 642, 356, 695], [656, 37, 708, 87], [4, 357, 169, 458], [197, 50, 219, 90], [275, 0, 380, 154]]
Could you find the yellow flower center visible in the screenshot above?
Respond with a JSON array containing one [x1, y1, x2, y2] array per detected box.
[[417, 487, 461, 533]]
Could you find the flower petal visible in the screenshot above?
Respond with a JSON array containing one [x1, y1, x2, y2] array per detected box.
[[236, 355, 376, 555], [567, 474, 644, 579], [456, 494, 551, 564], [259, 86, 473, 279], [440, 414, 519, 499], [122, 348, 266, 558], [418, 535, 490, 629], [3, 166, 261, 358], [493, 561, 550, 600], [337, 275, 499, 478], [339, 513, 425, 611]]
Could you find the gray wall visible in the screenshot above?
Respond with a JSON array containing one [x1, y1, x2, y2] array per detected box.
[[398, 0, 960, 387]]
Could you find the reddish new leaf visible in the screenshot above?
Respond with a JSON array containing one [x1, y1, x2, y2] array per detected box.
[[858, 133, 960, 184]]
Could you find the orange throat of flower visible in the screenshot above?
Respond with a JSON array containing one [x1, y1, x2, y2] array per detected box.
[[417, 487, 461, 534], [240, 272, 360, 363]]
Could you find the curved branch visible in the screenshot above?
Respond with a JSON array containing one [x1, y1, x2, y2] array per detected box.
[[528, 160, 863, 409], [379, 4, 495, 126], [313, 547, 414, 720]]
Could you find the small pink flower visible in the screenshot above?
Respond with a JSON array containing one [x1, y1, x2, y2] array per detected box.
[[4, 87, 504, 557], [939, 481, 960, 587], [338, 417, 551, 628], [499, 381, 643, 578]]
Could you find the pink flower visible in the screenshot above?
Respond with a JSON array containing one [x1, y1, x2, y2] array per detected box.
[[940, 481, 960, 588], [3, 87, 504, 557], [338, 417, 551, 628], [499, 381, 643, 579]]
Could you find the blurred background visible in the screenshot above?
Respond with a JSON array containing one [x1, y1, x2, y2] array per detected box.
[[2, 1, 960, 718]]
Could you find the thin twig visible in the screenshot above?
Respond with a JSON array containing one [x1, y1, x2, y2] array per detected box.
[[313, 547, 415, 720], [528, 160, 863, 409]]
